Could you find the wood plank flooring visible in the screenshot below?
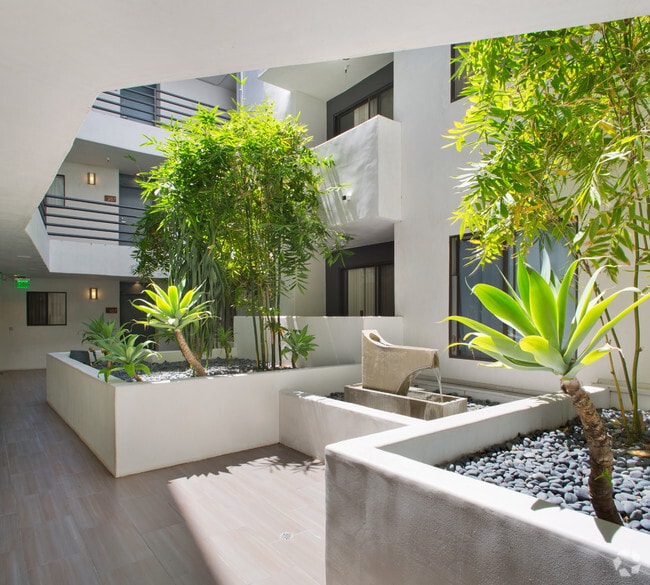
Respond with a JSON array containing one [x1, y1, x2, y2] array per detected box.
[[0, 370, 326, 585]]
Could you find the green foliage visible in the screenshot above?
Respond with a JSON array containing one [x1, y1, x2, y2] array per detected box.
[[134, 101, 348, 369], [281, 325, 318, 368], [216, 326, 234, 364], [447, 17, 650, 437], [133, 282, 212, 376], [134, 282, 212, 332], [446, 253, 650, 379], [97, 334, 161, 382], [82, 314, 125, 352], [447, 18, 650, 273]]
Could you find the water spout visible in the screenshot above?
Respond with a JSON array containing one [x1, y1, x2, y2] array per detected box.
[[433, 366, 443, 398]]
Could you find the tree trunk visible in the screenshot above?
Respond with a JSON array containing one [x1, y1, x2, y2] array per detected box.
[[175, 329, 207, 377], [561, 378, 622, 525]]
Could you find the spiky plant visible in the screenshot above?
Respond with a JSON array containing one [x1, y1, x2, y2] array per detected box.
[[133, 282, 212, 376], [97, 334, 161, 382], [446, 253, 650, 524]]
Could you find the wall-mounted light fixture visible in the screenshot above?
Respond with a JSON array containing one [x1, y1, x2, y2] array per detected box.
[[87, 172, 96, 185], [89, 287, 98, 300]]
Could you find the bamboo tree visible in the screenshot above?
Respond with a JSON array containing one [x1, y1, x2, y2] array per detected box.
[[135, 102, 347, 370], [447, 17, 650, 438]]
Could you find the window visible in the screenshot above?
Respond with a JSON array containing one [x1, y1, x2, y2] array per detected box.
[[327, 63, 393, 139], [45, 174, 65, 207], [449, 236, 513, 359], [344, 264, 394, 316], [450, 44, 469, 102], [449, 235, 573, 360], [326, 242, 394, 316], [334, 85, 393, 136], [120, 85, 157, 124], [27, 292, 67, 326]]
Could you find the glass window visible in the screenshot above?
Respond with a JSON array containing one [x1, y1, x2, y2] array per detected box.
[[334, 85, 394, 136], [449, 236, 513, 359], [120, 85, 157, 124], [342, 263, 394, 317], [45, 174, 65, 207], [451, 44, 469, 102], [449, 234, 573, 360], [27, 292, 67, 326]]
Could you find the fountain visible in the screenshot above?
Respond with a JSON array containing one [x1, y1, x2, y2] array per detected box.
[[344, 330, 467, 420]]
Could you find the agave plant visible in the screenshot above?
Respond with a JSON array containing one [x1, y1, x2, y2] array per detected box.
[[82, 314, 126, 357], [97, 334, 161, 382], [281, 325, 318, 369], [133, 282, 212, 376], [446, 253, 650, 525]]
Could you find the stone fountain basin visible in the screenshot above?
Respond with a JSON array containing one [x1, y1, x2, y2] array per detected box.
[[344, 383, 467, 420]]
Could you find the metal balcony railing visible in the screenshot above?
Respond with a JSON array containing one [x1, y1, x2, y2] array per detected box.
[[39, 195, 145, 245], [92, 86, 229, 126]]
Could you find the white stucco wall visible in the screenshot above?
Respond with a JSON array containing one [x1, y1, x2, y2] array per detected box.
[[0, 276, 120, 370]]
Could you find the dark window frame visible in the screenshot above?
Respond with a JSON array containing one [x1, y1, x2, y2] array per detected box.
[[333, 83, 394, 137], [449, 235, 512, 360], [450, 43, 469, 103], [26, 291, 67, 326], [45, 174, 65, 208], [327, 62, 394, 139], [120, 84, 158, 125], [326, 242, 394, 316], [449, 233, 575, 360]]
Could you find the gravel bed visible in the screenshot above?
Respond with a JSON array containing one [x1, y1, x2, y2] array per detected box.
[[441, 408, 650, 534], [92, 357, 257, 382]]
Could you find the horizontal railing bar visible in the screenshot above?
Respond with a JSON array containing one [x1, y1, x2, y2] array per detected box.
[[43, 214, 139, 228], [46, 232, 124, 242], [45, 222, 124, 233], [45, 195, 144, 213]]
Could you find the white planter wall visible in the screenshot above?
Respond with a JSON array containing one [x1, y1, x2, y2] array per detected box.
[[325, 388, 650, 585], [46, 352, 359, 477]]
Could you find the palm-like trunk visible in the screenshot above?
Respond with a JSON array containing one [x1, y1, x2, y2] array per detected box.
[[561, 378, 622, 525], [175, 329, 207, 377]]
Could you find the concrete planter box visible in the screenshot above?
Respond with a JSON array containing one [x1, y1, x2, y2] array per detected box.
[[46, 352, 360, 477], [280, 383, 475, 461], [326, 387, 650, 585]]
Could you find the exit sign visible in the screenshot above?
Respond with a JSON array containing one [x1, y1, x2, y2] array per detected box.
[[15, 278, 30, 289]]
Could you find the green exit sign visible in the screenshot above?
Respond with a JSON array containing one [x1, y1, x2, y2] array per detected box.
[[15, 278, 30, 289]]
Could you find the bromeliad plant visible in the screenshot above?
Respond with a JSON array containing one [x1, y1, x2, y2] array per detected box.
[[281, 325, 318, 369], [133, 282, 212, 376], [97, 334, 161, 383], [446, 253, 650, 525]]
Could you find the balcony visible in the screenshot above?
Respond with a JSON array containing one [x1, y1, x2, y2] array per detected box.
[[39, 195, 142, 245], [315, 115, 401, 246], [92, 86, 227, 126], [28, 194, 144, 276]]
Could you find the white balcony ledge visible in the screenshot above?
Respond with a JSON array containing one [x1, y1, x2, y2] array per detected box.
[[316, 116, 401, 247]]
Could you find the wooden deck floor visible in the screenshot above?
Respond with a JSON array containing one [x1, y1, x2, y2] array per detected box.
[[0, 370, 326, 585]]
